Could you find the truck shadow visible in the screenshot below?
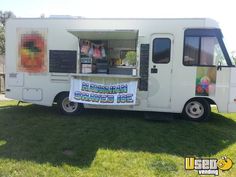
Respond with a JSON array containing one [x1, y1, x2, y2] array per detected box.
[[0, 103, 236, 168]]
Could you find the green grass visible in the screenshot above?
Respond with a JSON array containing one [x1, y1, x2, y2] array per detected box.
[[0, 100, 236, 177]]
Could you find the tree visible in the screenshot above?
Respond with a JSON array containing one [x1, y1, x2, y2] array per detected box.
[[0, 11, 15, 55], [124, 51, 137, 66], [231, 51, 236, 64], [0, 11, 15, 26], [0, 26, 4, 55]]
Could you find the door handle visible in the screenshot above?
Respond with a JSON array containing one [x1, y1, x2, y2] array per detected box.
[[151, 65, 158, 73]]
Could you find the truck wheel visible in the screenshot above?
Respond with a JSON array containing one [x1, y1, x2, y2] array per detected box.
[[182, 98, 210, 121], [57, 93, 83, 115]]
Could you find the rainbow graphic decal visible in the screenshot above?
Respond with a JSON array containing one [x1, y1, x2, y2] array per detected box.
[[195, 67, 216, 96], [17, 29, 47, 73]]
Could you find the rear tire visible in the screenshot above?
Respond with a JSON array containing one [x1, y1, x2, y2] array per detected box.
[[57, 93, 83, 115], [182, 98, 210, 121]]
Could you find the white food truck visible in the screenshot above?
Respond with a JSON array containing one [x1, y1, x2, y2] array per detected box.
[[5, 18, 236, 121]]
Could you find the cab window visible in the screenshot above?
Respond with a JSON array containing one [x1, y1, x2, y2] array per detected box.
[[183, 29, 230, 67]]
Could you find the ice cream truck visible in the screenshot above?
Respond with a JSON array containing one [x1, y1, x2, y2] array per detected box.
[[5, 17, 236, 121]]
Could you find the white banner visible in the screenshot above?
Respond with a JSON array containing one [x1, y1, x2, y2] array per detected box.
[[69, 78, 138, 105]]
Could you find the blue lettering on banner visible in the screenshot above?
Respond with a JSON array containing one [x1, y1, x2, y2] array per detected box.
[[82, 82, 89, 91], [82, 82, 128, 94], [74, 91, 115, 104], [71, 79, 137, 105], [117, 94, 134, 103]]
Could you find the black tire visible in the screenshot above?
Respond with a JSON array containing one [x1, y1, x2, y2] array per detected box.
[[57, 93, 83, 115], [182, 98, 210, 121]]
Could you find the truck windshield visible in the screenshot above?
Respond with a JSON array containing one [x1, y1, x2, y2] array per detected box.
[[222, 38, 236, 66], [183, 29, 234, 67]]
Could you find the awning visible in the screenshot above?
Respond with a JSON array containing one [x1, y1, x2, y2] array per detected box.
[[68, 30, 138, 40]]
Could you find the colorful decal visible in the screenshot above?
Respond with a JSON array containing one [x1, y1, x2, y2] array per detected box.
[[185, 156, 233, 176], [17, 29, 47, 73], [196, 67, 216, 96], [69, 78, 138, 105]]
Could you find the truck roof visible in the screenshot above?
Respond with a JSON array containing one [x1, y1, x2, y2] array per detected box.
[[6, 17, 219, 29]]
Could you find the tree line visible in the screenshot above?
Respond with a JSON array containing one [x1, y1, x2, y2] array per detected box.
[[0, 11, 15, 55]]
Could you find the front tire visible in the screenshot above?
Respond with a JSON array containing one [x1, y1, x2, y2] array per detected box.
[[57, 93, 83, 115], [182, 98, 210, 121]]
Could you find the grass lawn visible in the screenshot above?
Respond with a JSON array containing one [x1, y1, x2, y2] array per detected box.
[[0, 100, 236, 177]]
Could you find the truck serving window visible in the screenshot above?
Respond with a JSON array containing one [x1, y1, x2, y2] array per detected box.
[[68, 30, 138, 75], [183, 29, 232, 67], [152, 38, 171, 63]]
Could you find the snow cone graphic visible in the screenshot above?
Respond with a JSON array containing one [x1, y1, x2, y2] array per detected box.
[[196, 77, 209, 96], [195, 67, 216, 96], [18, 30, 47, 73]]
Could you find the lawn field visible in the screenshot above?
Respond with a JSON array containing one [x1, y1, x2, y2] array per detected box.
[[0, 100, 236, 177]]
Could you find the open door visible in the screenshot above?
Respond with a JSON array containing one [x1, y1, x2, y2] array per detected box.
[[147, 34, 174, 108]]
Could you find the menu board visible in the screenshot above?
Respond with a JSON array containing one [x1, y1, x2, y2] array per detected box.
[[139, 44, 149, 91], [49, 50, 77, 73]]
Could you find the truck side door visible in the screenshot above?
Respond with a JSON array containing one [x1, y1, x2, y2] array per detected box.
[[147, 34, 174, 109]]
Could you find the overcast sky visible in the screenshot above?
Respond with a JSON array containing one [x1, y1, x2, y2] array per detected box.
[[1, 0, 236, 52]]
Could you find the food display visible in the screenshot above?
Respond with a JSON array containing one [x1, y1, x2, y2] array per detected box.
[[80, 40, 108, 74], [79, 39, 136, 75]]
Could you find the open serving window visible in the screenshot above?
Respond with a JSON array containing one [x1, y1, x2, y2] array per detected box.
[[68, 30, 140, 106], [68, 30, 139, 76]]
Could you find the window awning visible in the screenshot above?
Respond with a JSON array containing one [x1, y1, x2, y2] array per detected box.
[[68, 30, 138, 40]]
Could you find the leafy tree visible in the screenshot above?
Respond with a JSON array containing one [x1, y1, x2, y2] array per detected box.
[[0, 25, 4, 55], [0, 11, 15, 26], [125, 51, 137, 66], [0, 11, 15, 55], [231, 51, 236, 64]]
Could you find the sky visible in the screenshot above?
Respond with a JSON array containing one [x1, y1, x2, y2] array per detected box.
[[1, 0, 236, 53]]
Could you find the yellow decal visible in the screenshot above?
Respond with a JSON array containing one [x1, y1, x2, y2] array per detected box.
[[217, 156, 233, 171]]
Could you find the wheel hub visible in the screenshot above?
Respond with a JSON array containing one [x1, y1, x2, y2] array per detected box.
[[186, 101, 204, 119], [62, 97, 78, 113]]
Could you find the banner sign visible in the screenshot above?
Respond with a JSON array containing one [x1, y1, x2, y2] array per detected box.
[[69, 78, 138, 105]]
